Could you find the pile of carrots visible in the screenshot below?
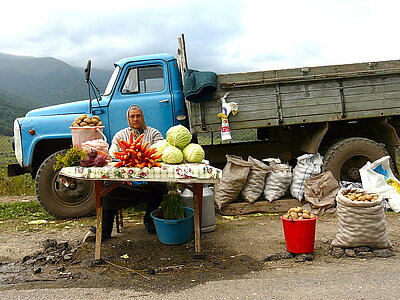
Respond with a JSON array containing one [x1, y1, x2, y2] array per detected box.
[[113, 132, 162, 168]]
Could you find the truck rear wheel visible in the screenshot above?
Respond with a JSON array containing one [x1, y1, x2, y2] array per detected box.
[[35, 150, 95, 218], [322, 137, 390, 182]]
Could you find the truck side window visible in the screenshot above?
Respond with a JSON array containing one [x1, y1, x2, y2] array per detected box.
[[122, 65, 164, 94]]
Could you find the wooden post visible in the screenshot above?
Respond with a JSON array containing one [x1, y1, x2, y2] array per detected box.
[[193, 183, 203, 254], [94, 181, 103, 260]]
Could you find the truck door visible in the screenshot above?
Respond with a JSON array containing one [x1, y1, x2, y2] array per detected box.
[[108, 61, 173, 138]]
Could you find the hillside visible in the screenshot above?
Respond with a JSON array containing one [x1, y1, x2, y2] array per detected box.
[[0, 53, 111, 135], [0, 53, 110, 107], [0, 89, 35, 136]]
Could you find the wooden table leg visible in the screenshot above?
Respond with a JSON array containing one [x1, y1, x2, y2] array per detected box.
[[193, 183, 203, 254], [94, 181, 103, 261]]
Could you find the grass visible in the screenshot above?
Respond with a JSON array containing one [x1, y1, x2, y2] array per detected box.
[[0, 201, 52, 220], [0, 166, 35, 196]]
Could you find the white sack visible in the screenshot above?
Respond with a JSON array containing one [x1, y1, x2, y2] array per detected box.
[[263, 163, 292, 202], [290, 153, 323, 200]]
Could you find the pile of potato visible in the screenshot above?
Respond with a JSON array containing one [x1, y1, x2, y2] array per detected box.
[[343, 191, 379, 202], [71, 114, 103, 127], [282, 207, 317, 220]]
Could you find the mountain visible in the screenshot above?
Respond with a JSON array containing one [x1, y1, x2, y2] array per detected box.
[[0, 89, 35, 135], [0, 53, 111, 108], [0, 53, 112, 135]]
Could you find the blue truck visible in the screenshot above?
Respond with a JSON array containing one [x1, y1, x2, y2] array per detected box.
[[8, 36, 400, 217]]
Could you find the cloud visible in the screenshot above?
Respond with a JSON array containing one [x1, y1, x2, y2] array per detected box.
[[1, 0, 400, 73]]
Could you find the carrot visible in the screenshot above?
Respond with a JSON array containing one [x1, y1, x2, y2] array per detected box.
[[138, 161, 147, 168], [114, 161, 123, 167], [121, 140, 130, 149], [140, 142, 150, 153], [135, 134, 144, 144], [129, 131, 134, 144], [153, 162, 162, 167], [151, 153, 162, 160], [117, 140, 127, 152]]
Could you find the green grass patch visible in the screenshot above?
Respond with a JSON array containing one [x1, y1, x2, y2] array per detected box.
[[0, 167, 35, 196], [0, 201, 53, 220]]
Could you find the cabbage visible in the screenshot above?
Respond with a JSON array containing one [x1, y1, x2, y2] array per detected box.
[[162, 146, 184, 164], [183, 143, 205, 163], [166, 125, 192, 149], [151, 139, 170, 161]]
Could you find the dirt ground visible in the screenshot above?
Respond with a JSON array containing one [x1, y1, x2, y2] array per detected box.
[[0, 196, 399, 294]]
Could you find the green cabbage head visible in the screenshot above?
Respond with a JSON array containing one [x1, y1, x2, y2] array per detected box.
[[166, 125, 192, 149], [151, 139, 170, 161], [162, 145, 184, 164], [183, 143, 205, 163]]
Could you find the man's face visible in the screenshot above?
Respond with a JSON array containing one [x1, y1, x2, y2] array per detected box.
[[128, 109, 143, 129]]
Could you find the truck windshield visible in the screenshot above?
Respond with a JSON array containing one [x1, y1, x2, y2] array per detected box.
[[103, 66, 120, 96]]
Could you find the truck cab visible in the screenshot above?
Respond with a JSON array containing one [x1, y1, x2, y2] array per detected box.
[[9, 53, 188, 218]]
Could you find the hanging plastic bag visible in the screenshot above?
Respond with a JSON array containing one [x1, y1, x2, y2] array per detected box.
[[263, 162, 292, 202], [214, 155, 251, 210], [241, 156, 270, 203], [290, 153, 323, 200], [359, 156, 400, 212]]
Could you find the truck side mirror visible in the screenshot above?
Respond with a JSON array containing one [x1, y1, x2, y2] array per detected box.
[[84, 60, 91, 83]]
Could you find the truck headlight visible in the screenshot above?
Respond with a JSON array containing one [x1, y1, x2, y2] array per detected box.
[[13, 119, 23, 166]]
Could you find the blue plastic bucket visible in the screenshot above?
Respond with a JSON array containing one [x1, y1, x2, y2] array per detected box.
[[151, 207, 194, 245]]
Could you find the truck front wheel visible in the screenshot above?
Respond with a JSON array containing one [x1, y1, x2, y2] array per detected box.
[[35, 150, 95, 218], [322, 137, 390, 182]]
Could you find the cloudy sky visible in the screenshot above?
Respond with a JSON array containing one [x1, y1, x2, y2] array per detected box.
[[1, 0, 399, 74]]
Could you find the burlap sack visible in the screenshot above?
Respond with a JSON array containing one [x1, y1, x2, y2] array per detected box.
[[301, 171, 339, 215], [331, 188, 390, 249], [241, 156, 270, 203], [214, 155, 251, 210], [263, 163, 292, 202]]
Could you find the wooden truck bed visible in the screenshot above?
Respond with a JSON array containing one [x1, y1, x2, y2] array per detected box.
[[188, 59, 400, 135]]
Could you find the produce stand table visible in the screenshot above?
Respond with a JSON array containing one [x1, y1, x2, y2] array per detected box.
[[59, 165, 221, 260]]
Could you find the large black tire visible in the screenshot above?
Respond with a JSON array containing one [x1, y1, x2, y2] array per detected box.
[[322, 137, 390, 182], [35, 150, 95, 218]]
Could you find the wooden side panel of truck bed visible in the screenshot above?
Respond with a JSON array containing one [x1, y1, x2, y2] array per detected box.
[[188, 60, 400, 134]]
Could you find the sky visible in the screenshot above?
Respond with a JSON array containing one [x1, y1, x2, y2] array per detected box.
[[1, 0, 400, 74]]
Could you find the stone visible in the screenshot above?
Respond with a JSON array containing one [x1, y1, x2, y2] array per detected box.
[[33, 267, 42, 274], [63, 254, 72, 260], [354, 246, 371, 253], [373, 249, 395, 258], [344, 249, 356, 257], [42, 239, 57, 249], [357, 251, 374, 258], [295, 253, 314, 262], [263, 253, 282, 262], [331, 247, 345, 258], [279, 250, 294, 259]]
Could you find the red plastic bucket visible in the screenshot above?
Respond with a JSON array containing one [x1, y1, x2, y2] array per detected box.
[[280, 216, 318, 254]]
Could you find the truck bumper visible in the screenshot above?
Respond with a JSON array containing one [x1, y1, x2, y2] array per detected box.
[[7, 164, 28, 177]]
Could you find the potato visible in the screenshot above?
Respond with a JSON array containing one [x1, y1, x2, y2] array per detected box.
[[92, 115, 101, 120], [97, 121, 103, 126], [71, 122, 79, 127], [293, 207, 303, 213], [91, 118, 99, 125], [282, 214, 289, 219], [358, 195, 366, 201], [302, 212, 310, 219], [80, 122, 88, 127], [290, 212, 298, 220], [83, 117, 91, 124]]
